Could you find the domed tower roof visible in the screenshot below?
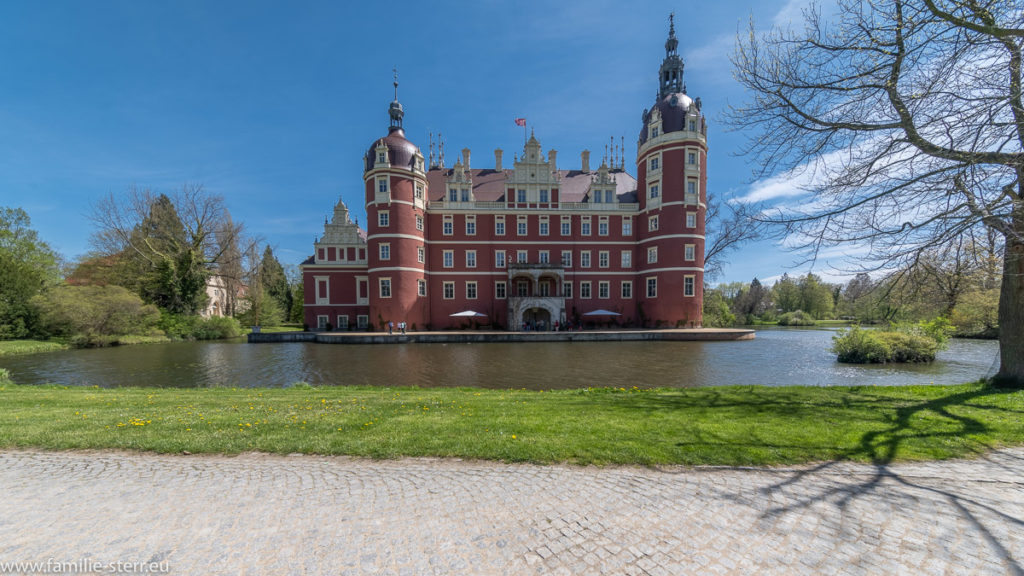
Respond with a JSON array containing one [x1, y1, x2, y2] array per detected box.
[[638, 15, 703, 146], [364, 71, 423, 172]]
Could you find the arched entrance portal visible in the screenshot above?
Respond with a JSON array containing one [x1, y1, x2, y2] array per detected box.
[[522, 307, 551, 331]]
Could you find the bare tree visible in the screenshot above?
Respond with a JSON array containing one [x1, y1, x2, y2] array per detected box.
[[704, 194, 766, 280], [88, 184, 254, 314], [727, 0, 1024, 386]]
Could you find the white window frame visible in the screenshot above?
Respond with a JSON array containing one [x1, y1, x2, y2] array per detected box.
[[495, 216, 506, 235], [561, 251, 572, 267], [563, 282, 573, 299], [649, 215, 659, 232], [379, 242, 390, 261], [686, 212, 696, 228], [495, 250, 506, 268], [378, 211, 389, 227], [465, 215, 476, 236], [580, 251, 591, 268], [621, 250, 632, 268], [621, 281, 632, 299], [684, 275, 695, 297], [647, 246, 658, 264], [685, 244, 695, 261], [416, 214, 423, 231], [539, 215, 549, 236], [581, 217, 591, 236], [622, 217, 632, 236], [417, 246, 424, 263], [443, 215, 453, 236], [443, 250, 454, 268], [417, 279, 426, 297], [647, 277, 657, 298], [561, 216, 571, 236], [443, 281, 455, 300], [466, 250, 477, 268], [598, 281, 610, 299], [517, 215, 528, 236], [379, 277, 392, 299], [580, 281, 592, 299], [495, 281, 507, 299], [466, 281, 478, 300]]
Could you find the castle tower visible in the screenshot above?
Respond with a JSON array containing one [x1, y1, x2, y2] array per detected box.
[[634, 15, 707, 327], [363, 73, 429, 330]]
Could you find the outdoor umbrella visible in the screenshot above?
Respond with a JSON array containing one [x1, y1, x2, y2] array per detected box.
[[582, 309, 621, 316], [449, 310, 488, 317]]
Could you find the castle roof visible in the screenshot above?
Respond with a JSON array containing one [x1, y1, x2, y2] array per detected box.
[[424, 168, 637, 203]]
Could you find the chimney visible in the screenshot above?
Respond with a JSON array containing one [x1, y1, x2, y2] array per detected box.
[[581, 150, 591, 172], [547, 149, 557, 171], [461, 148, 471, 170], [494, 148, 503, 171]]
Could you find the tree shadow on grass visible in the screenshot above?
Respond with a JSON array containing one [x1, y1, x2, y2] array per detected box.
[[642, 384, 1024, 574]]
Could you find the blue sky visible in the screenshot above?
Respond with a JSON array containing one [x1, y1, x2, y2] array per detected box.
[[1, 0, 831, 285]]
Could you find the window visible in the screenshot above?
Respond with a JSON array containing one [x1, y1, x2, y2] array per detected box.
[[316, 277, 329, 304], [685, 244, 695, 261], [649, 184, 659, 199], [561, 251, 572, 267], [688, 152, 696, 165], [337, 315, 349, 330], [539, 250, 549, 264], [688, 181, 697, 195], [561, 217, 571, 236], [598, 281, 610, 299], [379, 243, 390, 260], [650, 126, 659, 138], [647, 277, 657, 298], [443, 282, 455, 299], [599, 251, 609, 268], [580, 251, 591, 268], [417, 246, 424, 263], [448, 189, 457, 202], [443, 250, 454, 268], [539, 216, 549, 236], [443, 215, 453, 235], [377, 177, 388, 194], [357, 315, 369, 330], [516, 250, 528, 263], [495, 215, 505, 235], [495, 250, 506, 268], [416, 215, 423, 231], [621, 281, 632, 299], [377, 152, 386, 164], [686, 212, 696, 228], [581, 217, 591, 236], [517, 281, 529, 296], [621, 250, 632, 268], [517, 189, 527, 203], [460, 188, 470, 202], [517, 216, 527, 236], [684, 276, 695, 297], [466, 216, 476, 235], [415, 183, 424, 199], [598, 216, 609, 236], [580, 281, 592, 299], [689, 120, 696, 131], [539, 189, 549, 202], [649, 215, 659, 232], [622, 217, 632, 236], [593, 190, 602, 203], [379, 278, 392, 298], [495, 281, 507, 299], [466, 281, 477, 299], [417, 279, 426, 297], [647, 247, 658, 264], [317, 315, 328, 330], [539, 282, 551, 296], [378, 211, 389, 227], [605, 190, 614, 203], [563, 282, 572, 298], [466, 250, 477, 268], [650, 157, 659, 171]]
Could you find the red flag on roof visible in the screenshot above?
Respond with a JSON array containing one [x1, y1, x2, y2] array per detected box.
[[514, 118, 526, 127]]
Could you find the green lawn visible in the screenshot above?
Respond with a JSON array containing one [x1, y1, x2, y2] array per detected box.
[[0, 340, 68, 356], [1, 379, 1021, 466]]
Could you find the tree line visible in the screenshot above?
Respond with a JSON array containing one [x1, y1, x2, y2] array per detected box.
[[704, 230, 1002, 337], [0, 186, 302, 347]]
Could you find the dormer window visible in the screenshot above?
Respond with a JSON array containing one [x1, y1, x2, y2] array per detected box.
[[460, 188, 470, 202], [650, 126, 659, 138], [448, 189, 458, 202], [378, 152, 386, 164], [689, 120, 696, 131], [605, 190, 615, 203], [593, 191, 602, 203]]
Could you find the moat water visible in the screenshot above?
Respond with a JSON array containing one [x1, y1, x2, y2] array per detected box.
[[1, 327, 999, 389]]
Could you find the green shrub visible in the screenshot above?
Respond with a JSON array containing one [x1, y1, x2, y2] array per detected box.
[[876, 331, 939, 362], [157, 312, 241, 340], [0, 367, 11, 385], [777, 310, 816, 326], [32, 285, 161, 346], [831, 326, 940, 364], [831, 326, 890, 363]]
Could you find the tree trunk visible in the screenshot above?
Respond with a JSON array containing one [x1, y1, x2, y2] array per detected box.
[[995, 216, 1024, 388]]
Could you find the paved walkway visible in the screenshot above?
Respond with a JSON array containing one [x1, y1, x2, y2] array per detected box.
[[0, 449, 1021, 575]]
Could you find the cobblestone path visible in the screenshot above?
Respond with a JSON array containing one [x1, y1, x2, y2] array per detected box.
[[0, 449, 1021, 575]]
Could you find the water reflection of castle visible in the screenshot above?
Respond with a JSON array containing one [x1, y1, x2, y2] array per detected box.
[[301, 19, 707, 331]]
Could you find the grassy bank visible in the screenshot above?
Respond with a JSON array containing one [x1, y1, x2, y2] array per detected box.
[[1, 380, 1021, 466], [0, 340, 69, 357]]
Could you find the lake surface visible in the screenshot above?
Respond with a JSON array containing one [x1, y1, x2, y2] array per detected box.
[[0, 327, 1000, 389]]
